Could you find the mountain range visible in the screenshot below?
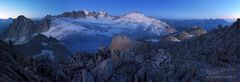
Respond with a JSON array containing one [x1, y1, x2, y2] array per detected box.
[[1, 10, 232, 53], [162, 19, 231, 31], [1, 10, 177, 53]]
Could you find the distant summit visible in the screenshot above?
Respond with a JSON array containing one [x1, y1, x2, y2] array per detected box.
[[162, 19, 231, 31], [51, 9, 109, 19], [231, 18, 240, 28]]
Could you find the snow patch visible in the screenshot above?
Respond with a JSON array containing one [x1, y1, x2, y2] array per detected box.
[[146, 39, 160, 42], [33, 49, 54, 59], [41, 42, 49, 46], [172, 38, 181, 42]]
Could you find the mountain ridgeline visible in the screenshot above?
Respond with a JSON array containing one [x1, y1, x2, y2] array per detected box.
[[162, 19, 231, 31]]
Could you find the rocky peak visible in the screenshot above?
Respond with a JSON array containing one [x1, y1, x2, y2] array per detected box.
[[16, 15, 28, 20], [61, 10, 87, 18], [59, 9, 109, 19], [13, 15, 34, 25], [40, 15, 52, 32], [177, 31, 193, 41], [232, 18, 240, 29], [3, 15, 39, 44], [16, 34, 71, 62], [97, 11, 108, 18]]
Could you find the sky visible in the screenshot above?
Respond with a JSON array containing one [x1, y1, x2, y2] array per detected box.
[[0, 0, 240, 19]]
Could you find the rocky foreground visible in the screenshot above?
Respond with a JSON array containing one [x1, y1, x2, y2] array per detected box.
[[1, 19, 240, 82]]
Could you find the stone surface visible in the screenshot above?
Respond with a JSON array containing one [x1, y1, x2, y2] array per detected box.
[[82, 69, 94, 82], [91, 58, 113, 81], [110, 35, 133, 51]]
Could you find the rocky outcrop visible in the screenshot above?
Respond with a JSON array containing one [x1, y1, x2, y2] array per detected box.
[[231, 18, 240, 29], [57, 10, 109, 18], [177, 31, 193, 41], [82, 69, 94, 82], [110, 35, 133, 51], [0, 40, 37, 82], [3, 15, 39, 44], [2, 15, 52, 45], [67, 53, 96, 70], [40, 15, 52, 32], [15, 34, 71, 62], [91, 58, 113, 81], [161, 35, 180, 42], [162, 18, 240, 81], [186, 26, 207, 36]]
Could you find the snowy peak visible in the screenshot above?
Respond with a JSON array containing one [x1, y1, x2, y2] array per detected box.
[[40, 10, 176, 52], [118, 12, 152, 23], [57, 9, 110, 19], [82, 9, 90, 15], [116, 12, 176, 35]]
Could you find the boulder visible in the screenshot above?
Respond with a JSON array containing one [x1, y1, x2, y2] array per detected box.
[[82, 69, 94, 82], [91, 58, 113, 81], [186, 26, 207, 36], [177, 31, 193, 41], [110, 35, 133, 51]]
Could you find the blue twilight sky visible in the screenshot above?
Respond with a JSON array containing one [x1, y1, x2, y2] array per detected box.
[[0, 0, 240, 19]]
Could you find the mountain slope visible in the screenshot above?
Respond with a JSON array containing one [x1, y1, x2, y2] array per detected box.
[[15, 34, 71, 62], [1, 10, 176, 53], [1, 16, 41, 44]]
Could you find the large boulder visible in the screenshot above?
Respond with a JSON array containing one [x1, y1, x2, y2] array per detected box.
[[82, 69, 94, 82], [91, 58, 113, 81], [110, 35, 133, 51], [177, 31, 193, 41], [186, 26, 207, 36]]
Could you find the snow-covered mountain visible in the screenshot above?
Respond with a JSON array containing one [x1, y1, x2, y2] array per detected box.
[[43, 11, 175, 39], [2, 10, 176, 53], [39, 10, 176, 52], [40, 10, 176, 52]]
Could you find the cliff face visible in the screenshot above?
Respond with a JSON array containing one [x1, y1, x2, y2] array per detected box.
[[2, 15, 52, 44], [40, 15, 52, 32], [3, 15, 39, 44]]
